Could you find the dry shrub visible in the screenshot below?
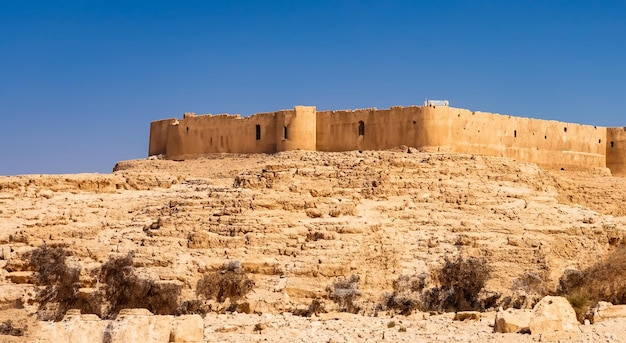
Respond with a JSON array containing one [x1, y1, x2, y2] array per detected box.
[[422, 256, 490, 311], [384, 273, 427, 315], [0, 320, 25, 336], [294, 298, 327, 317], [512, 272, 546, 295], [388, 256, 490, 313], [196, 262, 254, 303], [327, 275, 361, 313], [176, 300, 213, 315], [561, 245, 626, 322], [25, 244, 83, 321], [559, 268, 584, 293], [432, 256, 490, 311], [100, 253, 181, 318], [496, 272, 548, 310]]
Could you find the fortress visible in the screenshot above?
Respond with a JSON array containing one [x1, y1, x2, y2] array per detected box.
[[149, 104, 626, 176]]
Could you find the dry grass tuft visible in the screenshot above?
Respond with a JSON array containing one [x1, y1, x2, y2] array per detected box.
[[561, 245, 626, 322]]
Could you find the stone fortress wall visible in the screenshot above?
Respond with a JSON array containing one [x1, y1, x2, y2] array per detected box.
[[149, 105, 626, 176]]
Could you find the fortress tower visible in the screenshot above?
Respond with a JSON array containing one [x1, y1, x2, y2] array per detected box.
[[607, 128, 626, 176], [276, 106, 317, 152]]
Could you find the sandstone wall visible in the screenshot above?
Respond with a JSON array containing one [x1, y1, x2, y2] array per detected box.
[[607, 128, 626, 176], [428, 106, 607, 171], [148, 119, 174, 156], [164, 112, 278, 160], [149, 104, 621, 173], [316, 106, 431, 151], [315, 106, 607, 171]]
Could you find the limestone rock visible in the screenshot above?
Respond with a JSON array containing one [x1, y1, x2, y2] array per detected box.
[[539, 330, 583, 342], [529, 296, 578, 334], [36, 313, 108, 343], [6, 150, 626, 342], [494, 308, 532, 333], [454, 311, 480, 321], [107, 310, 173, 342], [34, 310, 206, 343], [116, 308, 153, 317], [216, 324, 239, 333], [0, 285, 29, 310], [170, 315, 204, 342], [7, 271, 33, 284], [593, 302, 626, 323], [318, 312, 354, 321], [236, 301, 255, 314]]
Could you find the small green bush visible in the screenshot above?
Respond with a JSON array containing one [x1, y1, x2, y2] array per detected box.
[[566, 291, 590, 322]]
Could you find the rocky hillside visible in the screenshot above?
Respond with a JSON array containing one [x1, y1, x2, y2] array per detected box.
[[1, 148, 626, 342]]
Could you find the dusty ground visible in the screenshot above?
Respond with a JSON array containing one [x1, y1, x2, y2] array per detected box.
[[1, 148, 626, 342]]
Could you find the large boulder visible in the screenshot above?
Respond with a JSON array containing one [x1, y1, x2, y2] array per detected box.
[[529, 296, 579, 334], [592, 302, 626, 323], [35, 311, 107, 343], [34, 309, 204, 343], [494, 308, 532, 333], [105, 309, 173, 342]]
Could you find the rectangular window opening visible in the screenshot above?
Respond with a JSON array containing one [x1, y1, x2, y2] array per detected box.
[[283, 126, 288, 140], [255, 124, 261, 140]]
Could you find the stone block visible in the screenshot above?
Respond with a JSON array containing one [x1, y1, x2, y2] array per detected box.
[[494, 308, 532, 333], [529, 296, 578, 334], [592, 301, 626, 323], [454, 311, 481, 321], [7, 271, 33, 284], [106, 310, 173, 342]]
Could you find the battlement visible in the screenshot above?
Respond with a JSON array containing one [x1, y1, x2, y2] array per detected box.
[[149, 105, 626, 176]]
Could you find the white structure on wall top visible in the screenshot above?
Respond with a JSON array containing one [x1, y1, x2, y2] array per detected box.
[[424, 99, 449, 107]]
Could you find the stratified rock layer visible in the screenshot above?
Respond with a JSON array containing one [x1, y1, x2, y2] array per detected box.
[[2, 149, 626, 342]]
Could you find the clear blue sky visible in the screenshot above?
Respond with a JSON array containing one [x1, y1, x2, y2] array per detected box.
[[1, 1, 624, 175]]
